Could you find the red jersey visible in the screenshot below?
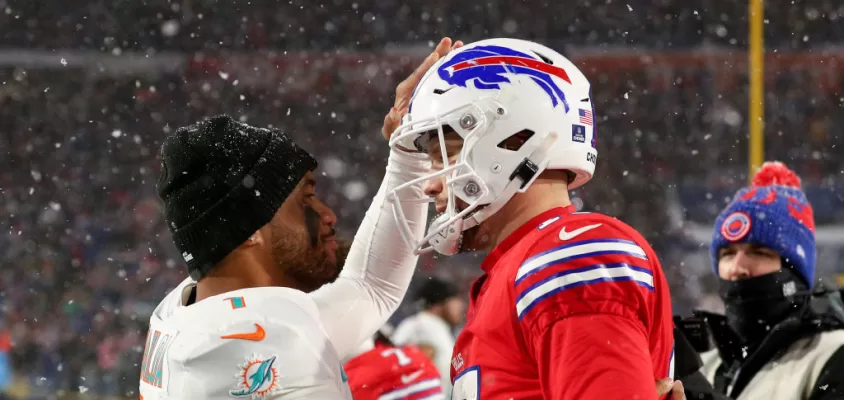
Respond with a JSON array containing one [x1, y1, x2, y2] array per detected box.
[[450, 206, 675, 400], [345, 343, 445, 400]]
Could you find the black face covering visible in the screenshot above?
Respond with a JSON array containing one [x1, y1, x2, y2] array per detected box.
[[719, 268, 810, 346]]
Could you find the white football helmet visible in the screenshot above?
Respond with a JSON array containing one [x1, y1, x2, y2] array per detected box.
[[386, 38, 597, 255]]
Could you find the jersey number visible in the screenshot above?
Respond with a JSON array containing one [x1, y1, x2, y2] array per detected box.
[[381, 347, 412, 366], [453, 366, 480, 400]]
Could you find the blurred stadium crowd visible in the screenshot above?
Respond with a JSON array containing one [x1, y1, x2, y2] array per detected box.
[[2, 0, 844, 398], [3, 0, 844, 51]]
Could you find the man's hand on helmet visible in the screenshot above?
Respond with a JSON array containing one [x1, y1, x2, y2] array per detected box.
[[382, 37, 464, 142]]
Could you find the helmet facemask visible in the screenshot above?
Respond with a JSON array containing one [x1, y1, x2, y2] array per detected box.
[[387, 96, 560, 255]]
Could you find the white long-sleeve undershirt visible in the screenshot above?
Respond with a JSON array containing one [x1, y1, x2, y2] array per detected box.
[[310, 149, 430, 359]]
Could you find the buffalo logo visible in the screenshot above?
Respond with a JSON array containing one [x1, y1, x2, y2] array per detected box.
[[787, 196, 815, 233], [437, 45, 572, 110], [721, 211, 752, 242], [740, 187, 815, 232]]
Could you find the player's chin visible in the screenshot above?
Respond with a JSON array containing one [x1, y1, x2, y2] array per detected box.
[[320, 256, 343, 285], [300, 256, 342, 292], [335, 238, 351, 265], [323, 238, 349, 280], [458, 225, 484, 253]]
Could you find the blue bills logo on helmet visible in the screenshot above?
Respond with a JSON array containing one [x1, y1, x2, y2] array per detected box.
[[720, 211, 752, 242], [437, 45, 573, 111]]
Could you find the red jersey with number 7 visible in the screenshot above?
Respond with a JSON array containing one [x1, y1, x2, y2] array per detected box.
[[450, 206, 675, 400], [345, 343, 445, 400]]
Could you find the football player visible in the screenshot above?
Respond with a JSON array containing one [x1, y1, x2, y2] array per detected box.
[[386, 38, 676, 399], [139, 38, 462, 399], [345, 326, 445, 400]]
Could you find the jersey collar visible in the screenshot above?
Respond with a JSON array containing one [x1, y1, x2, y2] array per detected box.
[[480, 205, 575, 273]]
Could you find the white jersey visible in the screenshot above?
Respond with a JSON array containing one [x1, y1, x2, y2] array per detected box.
[[140, 150, 431, 400], [140, 282, 352, 399]]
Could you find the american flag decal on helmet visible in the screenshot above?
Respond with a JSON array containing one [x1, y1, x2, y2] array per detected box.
[[579, 109, 593, 125]]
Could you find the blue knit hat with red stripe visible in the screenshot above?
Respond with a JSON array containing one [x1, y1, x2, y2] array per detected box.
[[710, 162, 816, 287]]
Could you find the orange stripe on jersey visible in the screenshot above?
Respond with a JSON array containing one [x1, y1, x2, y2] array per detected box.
[[224, 296, 246, 309]]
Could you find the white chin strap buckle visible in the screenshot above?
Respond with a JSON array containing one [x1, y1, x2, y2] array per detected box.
[[427, 213, 464, 256]]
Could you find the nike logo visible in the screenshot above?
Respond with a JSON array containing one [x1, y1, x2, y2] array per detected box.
[[221, 323, 265, 341], [559, 223, 602, 241], [400, 369, 424, 384]]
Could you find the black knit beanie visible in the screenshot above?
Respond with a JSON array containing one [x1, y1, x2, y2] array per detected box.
[[156, 115, 318, 280]]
